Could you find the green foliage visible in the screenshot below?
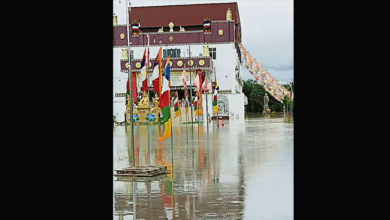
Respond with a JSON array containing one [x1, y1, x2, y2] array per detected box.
[[243, 80, 286, 113]]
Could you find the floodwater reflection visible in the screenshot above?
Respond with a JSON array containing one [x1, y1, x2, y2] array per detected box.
[[114, 113, 293, 219]]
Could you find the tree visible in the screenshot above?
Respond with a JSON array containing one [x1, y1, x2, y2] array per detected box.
[[243, 80, 283, 113]]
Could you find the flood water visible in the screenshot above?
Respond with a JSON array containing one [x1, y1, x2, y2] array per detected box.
[[113, 113, 293, 220]]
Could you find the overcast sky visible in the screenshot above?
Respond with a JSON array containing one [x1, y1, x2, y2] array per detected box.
[[121, 0, 293, 83]]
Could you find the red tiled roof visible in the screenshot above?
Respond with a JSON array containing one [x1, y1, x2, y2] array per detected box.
[[129, 2, 240, 28]]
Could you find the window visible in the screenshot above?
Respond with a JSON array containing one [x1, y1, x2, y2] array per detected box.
[[163, 49, 181, 58], [209, 48, 216, 60]]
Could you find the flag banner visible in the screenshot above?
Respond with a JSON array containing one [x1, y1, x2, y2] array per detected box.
[[126, 73, 138, 104], [158, 56, 171, 124], [193, 95, 198, 116], [203, 19, 211, 32], [174, 92, 181, 118], [182, 66, 187, 89], [194, 93, 202, 117], [131, 23, 139, 35], [184, 89, 189, 115], [193, 70, 201, 91], [151, 47, 162, 94], [201, 80, 207, 93], [140, 49, 148, 93], [185, 95, 189, 115], [158, 56, 172, 141], [213, 94, 218, 115], [239, 43, 286, 104], [158, 118, 171, 141]]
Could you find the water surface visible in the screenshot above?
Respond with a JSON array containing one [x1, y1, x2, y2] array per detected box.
[[113, 113, 293, 219]]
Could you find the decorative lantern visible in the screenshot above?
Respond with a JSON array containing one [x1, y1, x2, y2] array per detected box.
[[203, 18, 211, 33], [131, 21, 139, 36]]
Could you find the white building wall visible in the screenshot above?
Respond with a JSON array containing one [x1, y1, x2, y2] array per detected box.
[[113, 47, 127, 122], [208, 43, 240, 93]]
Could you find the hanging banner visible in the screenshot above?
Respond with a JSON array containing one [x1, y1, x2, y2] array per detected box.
[[238, 43, 290, 103]]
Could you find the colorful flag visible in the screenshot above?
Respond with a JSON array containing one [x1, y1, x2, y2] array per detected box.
[[193, 95, 199, 117], [215, 81, 219, 92], [140, 48, 148, 93], [174, 92, 181, 118], [182, 65, 187, 89], [193, 70, 201, 91], [158, 56, 171, 123], [184, 93, 189, 115], [201, 80, 207, 92], [158, 56, 171, 141], [126, 74, 137, 104], [151, 47, 162, 94], [212, 94, 218, 115], [194, 92, 203, 117]]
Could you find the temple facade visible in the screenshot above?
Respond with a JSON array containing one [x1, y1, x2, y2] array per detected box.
[[113, 1, 246, 122]]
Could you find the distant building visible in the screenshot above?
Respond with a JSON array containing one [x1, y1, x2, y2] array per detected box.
[[113, 1, 245, 121]]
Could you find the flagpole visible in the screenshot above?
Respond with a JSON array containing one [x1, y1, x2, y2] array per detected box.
[[126, 0, 135, 166], [197, 87, 200, 139], [169, 68, 174, 191], [146, 35, 151, 165], [185, 85, 189, 144], [214, 66, 218, 127], [188, 45, 194, 138], [205, 74, 209, 133]]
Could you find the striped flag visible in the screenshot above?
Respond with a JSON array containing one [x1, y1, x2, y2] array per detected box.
[[182, 65, 187, 89], [184, 93, 189, 115], [193, 70, 200, 91], [194, 92, 202, 117], [174, 92, 181, 118], [157, 56, 171, 141], [213, 94, 218, 115], [140, 48, 148, 93], [151, 47, 162, 94], [213, 81, 219, 115], [193, 95, 199, 116]]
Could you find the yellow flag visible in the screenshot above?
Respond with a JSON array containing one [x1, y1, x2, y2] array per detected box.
[[158, 118, 171, 141]]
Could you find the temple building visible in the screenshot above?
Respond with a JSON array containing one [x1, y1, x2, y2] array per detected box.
[[113, 1, 246, 122]]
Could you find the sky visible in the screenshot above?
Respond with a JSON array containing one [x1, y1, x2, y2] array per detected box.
[[119, 0, 293, 84]]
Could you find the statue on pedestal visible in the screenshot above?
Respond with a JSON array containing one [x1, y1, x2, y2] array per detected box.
[[263, 93, 270, 114]]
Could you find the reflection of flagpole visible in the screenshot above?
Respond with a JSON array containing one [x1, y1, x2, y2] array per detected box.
[[197, 89, 200, 138], [125, 0, 135, 166], [214, 66, 218, 128], [205, 74, 209, 133], [132, 181, 137, 220], [169, 82, 175, 220], [146, 35, 151, 165], [188, 46, 194, 138]]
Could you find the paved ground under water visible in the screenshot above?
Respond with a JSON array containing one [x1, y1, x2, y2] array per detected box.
[[113, 113, 293, 220]]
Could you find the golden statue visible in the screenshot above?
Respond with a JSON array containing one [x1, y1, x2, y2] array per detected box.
[[152, 93, 159, 109], [203, 43, 210, 57], [137, 92, 149, 109], [226, 8, 232, 21], [121, 47, 128, 59], [113, 14, 118, 26], [169, 22, 174, 32]]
